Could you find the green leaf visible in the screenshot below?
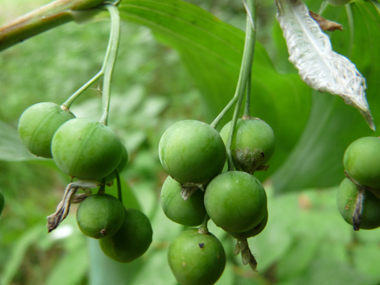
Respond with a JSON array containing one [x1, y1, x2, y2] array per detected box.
[[0, 120, 41, 162], [1, 224, 46, 285], [292, 257, 376, 285], [45, 240, 89, 285], [88, 238, 146, 285], [352, 244, 380, 281], [276, 238, 320, 281]]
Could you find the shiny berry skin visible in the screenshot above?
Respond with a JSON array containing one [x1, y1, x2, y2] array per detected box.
[[18, 102, 75, 158], [337, 178, 380, 230], [76, 193, 125, 239], [158, 120, 226, 185], [230, 210, 268, 240], [99, 208, 153, 263], [204, 171, 267, 233], [103, 143, 129, 183], [220, 117, 275, 173], [51, 118, 122, 181], [343, 137, 380, 189], [168, 228, 226, 285], [160, 176, 207, 226]]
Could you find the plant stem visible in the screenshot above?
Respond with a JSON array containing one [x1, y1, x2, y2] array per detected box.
[[210, 0, 256, 129], [198, 214, 210, 234], [226, 0, 257, 171], [244, 68, 252, 117], [97, 182, 106, 194], [61, 3, 120, 117], [115, 170, 123, 203], [62, 70, 103, 108], [243, 0, 256, 117], [0, 0, 107, 52], [0, 0, 73, 52], [99, 4, 120, 126]]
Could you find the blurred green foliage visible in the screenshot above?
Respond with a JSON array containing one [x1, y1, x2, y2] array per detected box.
[[0, 0, 380, 284]]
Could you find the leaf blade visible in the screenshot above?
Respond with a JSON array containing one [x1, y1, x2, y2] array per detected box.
[[276, 0, 375, 130]]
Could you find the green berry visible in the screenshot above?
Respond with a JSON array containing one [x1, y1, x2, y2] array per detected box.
[[168, 228, 226, 285], [103, 143, 129, 184], [343, 137, 380, 189], [337, 178, 380, 230], [160, 176, 207, 227], [159, 120, 226, 185], [99, 208, 153, 263], [220, 117, 275, 173], [76, 193, 125, 239], [51, 118, 122, 181], [230, 210, 268, 240], [204, 171, 267, 233], [18, 102, 75, 158]]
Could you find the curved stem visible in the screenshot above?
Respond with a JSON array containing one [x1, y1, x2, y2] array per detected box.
[[243, 0, 256, 117], [210, 97, 238, 128], [99, 4, 120, 125], [62, 70, 103, 108], [210, 0, 256, 129], [225, 0, 257, 171], [62, 3, 120, 117]]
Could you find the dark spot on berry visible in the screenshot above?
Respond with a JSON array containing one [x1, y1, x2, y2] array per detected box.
[[260, 151, 265, 157]]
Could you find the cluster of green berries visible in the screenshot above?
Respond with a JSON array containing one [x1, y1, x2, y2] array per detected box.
[[159, 117, 275, 284], [337, 136, 380, 230], [18, 102, 152, 263]]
